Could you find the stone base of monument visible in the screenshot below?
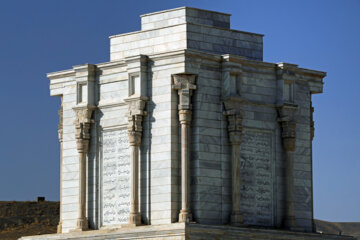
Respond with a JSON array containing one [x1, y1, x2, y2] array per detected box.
[[20, 223, 355, 240]]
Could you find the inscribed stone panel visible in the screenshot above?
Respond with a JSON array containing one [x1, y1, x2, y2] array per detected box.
[[101, 129, 130, 226], [240, 129, 274, 226]]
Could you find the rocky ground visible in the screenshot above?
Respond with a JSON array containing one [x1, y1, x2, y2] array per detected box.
[[0, 201, 59, 240]]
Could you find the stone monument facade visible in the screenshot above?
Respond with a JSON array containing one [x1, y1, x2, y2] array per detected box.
[[23, 7, 354, 240]]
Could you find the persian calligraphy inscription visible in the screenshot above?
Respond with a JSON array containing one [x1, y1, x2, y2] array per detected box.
[[240, 130, 273, 226], [102, 129, 130, 226]]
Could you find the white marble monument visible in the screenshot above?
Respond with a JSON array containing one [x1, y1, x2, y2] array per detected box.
[[22, 7, 354, 240]]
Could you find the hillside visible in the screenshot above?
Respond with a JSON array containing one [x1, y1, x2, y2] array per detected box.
[[0, 201, 59, 240], [315, 219, 360, 239]]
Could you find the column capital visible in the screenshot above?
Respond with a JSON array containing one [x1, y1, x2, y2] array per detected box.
[[224, 110, 242, 133], [74, 107, 94, 153], [172, 73, 197, 110], [279, 120, 296, 152], [277, 104, 297, 152], [125, 97, 148, 142], [224, 109, 243, 145]]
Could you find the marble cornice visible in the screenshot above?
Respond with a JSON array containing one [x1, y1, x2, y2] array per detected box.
[[47, 69, 75, 80], [96, 60, 126, 70], [109, 23, 187, 39]]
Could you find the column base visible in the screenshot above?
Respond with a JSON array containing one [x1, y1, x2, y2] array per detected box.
[[284, 216, 298, 230], [73, 217, 88, 231], [127, 212, 141, 226], [57, 221, 62, 233], [230, 212, 244, 226], [179, 210, 192, 223]]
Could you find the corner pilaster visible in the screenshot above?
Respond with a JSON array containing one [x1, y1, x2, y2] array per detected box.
[[172, 73, 196, 223], [72, 64, 97, 232]]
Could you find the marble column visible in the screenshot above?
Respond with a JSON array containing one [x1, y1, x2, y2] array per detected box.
[[125, 97, 147, 226], [224, 109, 244, 226], [278, 105, 297, 230], [172, 74, 196, 223], [57, 99, 63, 233], [74, 108, 93, 231]]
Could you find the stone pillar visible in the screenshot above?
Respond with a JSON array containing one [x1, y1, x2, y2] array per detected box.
[[124, 97, 147, 226], [223, 109, 244, 226], [278, 105, 297, 230], [172, 74, 196, 223], [310, 101, 315, 230], [73, 108, 94, 231], [57, 99, 63, 233]]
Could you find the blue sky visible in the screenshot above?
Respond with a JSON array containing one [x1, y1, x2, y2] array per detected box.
[[0, 0, 359, 222]]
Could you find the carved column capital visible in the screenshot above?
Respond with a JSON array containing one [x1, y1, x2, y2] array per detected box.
[[278, 104, 298, 152], [280, 120, 296, 152], [224, 109, 243, 145], [125, 97, 147, 143], [172, 74, 197, 110], [74, 108, 94, 154]]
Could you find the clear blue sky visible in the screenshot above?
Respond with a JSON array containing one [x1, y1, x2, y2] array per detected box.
[[0, 0, 359, 222]]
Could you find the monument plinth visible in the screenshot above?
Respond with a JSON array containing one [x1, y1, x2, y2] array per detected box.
[[22, 6, 353, 240]]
